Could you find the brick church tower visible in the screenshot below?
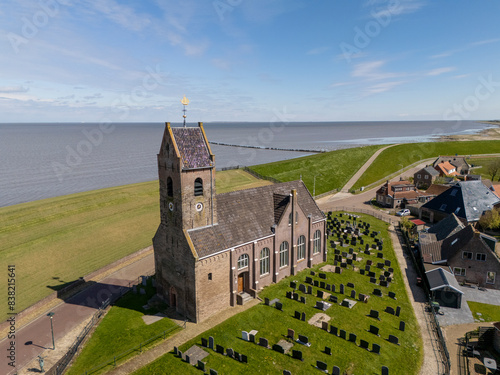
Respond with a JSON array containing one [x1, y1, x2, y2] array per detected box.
[[153, 122, 217, 320]]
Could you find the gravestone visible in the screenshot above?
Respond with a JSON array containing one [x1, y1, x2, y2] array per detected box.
[[311, 271, 316, 276], [249, 330, 258, 342], [388, 335, 399, 345], [317, 290, 324, 298], [373, 288, 382, 296], [301, 312, 306, 321], [319, 272, 326, 279], [399, 321, 405, 332], [307, 286, 313, 295], [365, 265, 371, 271], [201, 338, 208, 347], [322, 321, 329, 331], [132, 285, 137, 293], [359, 293, 368, 303], [360, 339, 369, 350], [360, 269, 365, 275], [198, 360, 206, 372], [299, 284, 306, 293], [388, 291, 396, 299], [350, 290, 356, 299], [273, 344, 285, 354], [305, 277, 313, 284], [348, 333, 357, 343], [370, 278, 377, 284], [335, 267, 342, 274], [387, 277, 392, 283], [241, 354, 248, 363], [380, 280, 389, 287], [382, 366, 389, 375], [339, 329, 347, 339], [353, 253, 357, 261], [226, 348, 234, 358], [264, 297, 270, 305], [325, 346, 332, 355], [347, 259, 353, 265], [300, 296, 306, 304], [326, 284, 331, 291], [234, 352, 241, 362], [297, 334, 309, 345], [385, 306, 395, 315], [385, 259, 391, 267], [369, 310, 380, 320], [210, 369, 218, 375], [329, 295, 338, 303], [317, 361, 328, 372], [173, 346, 178, 355], [377, 262, 384, 268], [330, 325, 338, 336], [293, 293, 299, 301], [347, 282, 355, 288], [216, 344, 224, 354], [288, 328, 295, 340], [372, 343, 381, 355], [292, 349, 303, 361], [320, 281, 326, 289], [314, 280, 319, 287], [369, 325, 380, 336], [332, 365, 340, 375], [379, 275, 386, 282], [377, 252, 383, 259], [209, 336, 214, 349], [290, 281, 297, 289], [331, 284, 336, 293], [275, 302, 283, 311], [242, 331, 249, 341], [286, 291, 292, 299], [178, 350, 183, 359], [284, 371, 292, 375], [340, 284, 344, 294], [259, 337, 269, 348], [395, 306, 401, 317]]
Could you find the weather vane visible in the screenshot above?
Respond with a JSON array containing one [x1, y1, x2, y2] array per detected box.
[[181, 95, 189, 127]]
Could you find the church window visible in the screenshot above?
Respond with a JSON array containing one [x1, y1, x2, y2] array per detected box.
[[260, 248, 270, 275], [194, 178, 203, 196], [313, 230, 321, 254], [279, 241, 289, 267], [296, 212, 298, 224], [237, 254, 249, 270], [297, 235, 306, 260], [167, 177, 173, 197], [288, 213, 292, 226]]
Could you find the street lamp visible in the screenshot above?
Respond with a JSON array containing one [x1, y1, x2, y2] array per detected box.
[[47, 312, 55, 350]]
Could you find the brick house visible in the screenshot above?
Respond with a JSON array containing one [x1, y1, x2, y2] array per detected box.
[[419, 214, 500, 289], [375, 180, 424, 208], [153, 122, 327, 323], [433, 156, 470, 175], [434, 161, 460, 177], [414, 166, 440, 189]]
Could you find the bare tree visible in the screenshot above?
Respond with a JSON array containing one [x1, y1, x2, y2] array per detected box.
[[487, 158, 500, 181]]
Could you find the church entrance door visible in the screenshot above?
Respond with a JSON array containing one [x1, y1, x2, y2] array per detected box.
[[237, 273, 246, 293]]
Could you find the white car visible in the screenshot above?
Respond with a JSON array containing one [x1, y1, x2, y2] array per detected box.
[[396, 209, 410, 216]]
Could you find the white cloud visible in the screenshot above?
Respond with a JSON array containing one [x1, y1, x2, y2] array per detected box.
[[426, 67, 455, 76], [352, 60, 386, 78], [87, 0, 151, 31], [306, 46, 330, 55], [366, 81, 405, 94], [431, 38, 500, 59], [0, 86, 29, 93]]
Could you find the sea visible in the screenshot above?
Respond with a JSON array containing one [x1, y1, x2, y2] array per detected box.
[[0, 120, 495, 207]]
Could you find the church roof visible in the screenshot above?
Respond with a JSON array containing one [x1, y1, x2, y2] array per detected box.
[[187, 180, 325, 259], [171, 127, 213, 169]]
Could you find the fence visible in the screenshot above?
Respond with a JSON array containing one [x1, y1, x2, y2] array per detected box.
[[327, 206, 400, 226], [243, 167, 281, 184]]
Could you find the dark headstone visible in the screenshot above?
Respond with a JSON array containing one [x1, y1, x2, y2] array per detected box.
[[388, 335, 399, 345], [332, 365, 340, 375], [286, 291, 292, 299], [293, 293, 299, 301], [385, 259, 391, 267], [360, 339, 369, 350], [314, 280, 319, 287], [326, 284, 331, 291], [380, 280, 388, 287], [226, 348, 234, 358], [298, 334, 309, 344], [360, 269, 365, 275], [301, 312, 306, 321], [320, 281, 326, 289], [216, 344, 224, 354], [305, 276, 313, 284], [283, 371, 292, 375], [322, 321, 328, 331], [201, 338, 208, 347], [292, 349, 303, 361], [396, 306, 401, 317], [373, 288, 382, 296], [300, 296, 306, 304], [388, 291, 396, 299], [372, 343, 381, 354], [299, 283, 306, 293], [210, 369, 218, 375], [209, 336, 214, 349], [340, 284, 344, 294], [329, 295, 338, 303], [310, 271, 316, 276], [348, 333, 357, 343], [178, 350, 183, 359], [382, 366, 389, 375], [275, 302, 283, 311], [173, 346, 178, 355], [249, 333, 256, 343], [331, 284, 336, 293], [307, 285, 313, 295], [369, 309, 380, 320], [330, 325, 338, 336], [317, 360, 328, 371], [347, 282, 355, 288], [265, 297, 270, 305], [198, 360, 206, 371], [290, 281, 297, 289], [241, 354, 248, 363], [350, 290, 356, 299], [370, 278, 377, 284], [317, 290, 324, 298], [399, 321, 405, 331], [325, 346, 331, 355], [377, 252, 383, 258], [259, 337, 269, 348], [386, 306, 395, 315], [369, 325, 380, 336], [339, 329, 346, 339], [319, 272, 326, 279], [273, 344, 285, 354], [288, 328, 295, 340]]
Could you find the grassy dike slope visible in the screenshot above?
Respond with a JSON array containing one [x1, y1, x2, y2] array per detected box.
[[0, 170, 271, 320], [248, 145, 385, 196]]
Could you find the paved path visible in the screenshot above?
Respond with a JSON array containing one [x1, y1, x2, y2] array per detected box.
[[1, 253, 155, 375]]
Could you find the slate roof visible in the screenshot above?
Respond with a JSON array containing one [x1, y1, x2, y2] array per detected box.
[[422, 180, 500, 222], [425, 184, 451, 197], [418, 166, 440, 177], [420, 225, 476, 263], [426, 213, 464, 241], [171, 127, 213, 169], [426, 268, 463, 293], [187, 180, 325, 259]]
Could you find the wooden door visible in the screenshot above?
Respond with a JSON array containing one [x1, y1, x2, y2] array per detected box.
[[238, 274, 244, 293]]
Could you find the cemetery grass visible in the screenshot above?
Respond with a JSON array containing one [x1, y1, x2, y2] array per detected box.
[[248, 144, 385, 196], [131, 212, 422, 375], [0, 169, 265, 320], [468, 301, 500, 323], [66, 278, 181, 375], [352, 140, 500, 190]]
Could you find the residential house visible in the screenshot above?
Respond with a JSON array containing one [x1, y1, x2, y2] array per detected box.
[[420, 180, 500, 224], [433, 156, 470, 175], [414, 166, 440, 189], [435, 161, 460, 177], [376, 180, 425, 208]]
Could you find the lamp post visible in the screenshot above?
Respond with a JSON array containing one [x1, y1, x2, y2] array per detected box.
[[47, 312, 55, 350]]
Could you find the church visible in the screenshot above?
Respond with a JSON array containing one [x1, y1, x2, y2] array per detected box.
[[153, 122, 327, 323]]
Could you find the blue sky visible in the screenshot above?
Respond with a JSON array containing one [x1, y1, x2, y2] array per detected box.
[[1, 0, 500, 122]]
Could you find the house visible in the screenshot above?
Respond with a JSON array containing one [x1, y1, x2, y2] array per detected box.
[[433, 156, 470, 175], [424, 184, 451, 197], [152, 122, 327, 322], [425, 268, 464, 308], [419, 214, 500, 289], [420, 180, 500, 224], [414, 166, 440, 189], [376, 180, 425, 208], [434, 161, 460, 177]]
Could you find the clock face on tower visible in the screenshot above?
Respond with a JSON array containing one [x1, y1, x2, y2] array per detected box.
[[168, 202, 174, 211], [195, 202, 203, 212]]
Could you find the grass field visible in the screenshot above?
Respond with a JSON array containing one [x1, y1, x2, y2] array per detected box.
[[0, 169, 270, 320], [352, 140, 500, 190], [468, 301, 500, 323], [129, 212, 422, 375], [467, 156, 500, 181], [248, 145, 385, 196]]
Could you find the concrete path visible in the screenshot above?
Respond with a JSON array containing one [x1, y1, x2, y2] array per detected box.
[[1, 252, 155, 375]]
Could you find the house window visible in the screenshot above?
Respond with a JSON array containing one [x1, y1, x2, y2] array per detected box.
[[417, 174, 421, 179], [279, 241, 289, 267], [237, 254, 249, 270], [260, 248, 270, 275], [454, 267, 466, 276], [476, 253, 486, 261], [462, 251, 473, 260], [167, 177, 173, 197], [439, 204, 447, 211], [194, 178, 203, 196], [450, 189, 457, 197], [313, 230, 321, 254], [424, 175, 429, 179], [297, 235, 306, 260], [455, 207, 460, 214], [486, 271, 496, 284]]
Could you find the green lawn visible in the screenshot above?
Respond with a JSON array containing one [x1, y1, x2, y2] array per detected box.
[[352, 140, 500, 190], [248, 145, 385, 196], [131, 212, 422, 375], [0, 169, 268, 320], [66, 278, 181, 375], [468, 301, 500, 323], [467, 156, 500, 181]]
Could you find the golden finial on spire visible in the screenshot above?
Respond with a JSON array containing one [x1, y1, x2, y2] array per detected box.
[[181, 95, 189, 127]]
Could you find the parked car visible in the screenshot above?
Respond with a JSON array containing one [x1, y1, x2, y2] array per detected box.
[[396, 209, 410, 216]]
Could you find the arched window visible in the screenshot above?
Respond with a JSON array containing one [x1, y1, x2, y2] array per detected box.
[[279, 241, 289, 267], [297, 235, 306, 260], [194, 178, 203, 196], [237, 254, 249, 270], [288, 213, 292, 225], [167, 177, 173, 197], [260, 248, 270, 275], [313, 230, 321, 254]]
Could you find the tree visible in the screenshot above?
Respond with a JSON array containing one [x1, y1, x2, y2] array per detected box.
[[487, 158, 500, 181], [479, 208, 500, 231]]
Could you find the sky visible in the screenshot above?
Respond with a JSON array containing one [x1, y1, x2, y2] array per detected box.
[[1, 0, 500, 123]]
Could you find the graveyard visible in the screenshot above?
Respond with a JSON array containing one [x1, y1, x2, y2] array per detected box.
[[130, 211, 422, 375]]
